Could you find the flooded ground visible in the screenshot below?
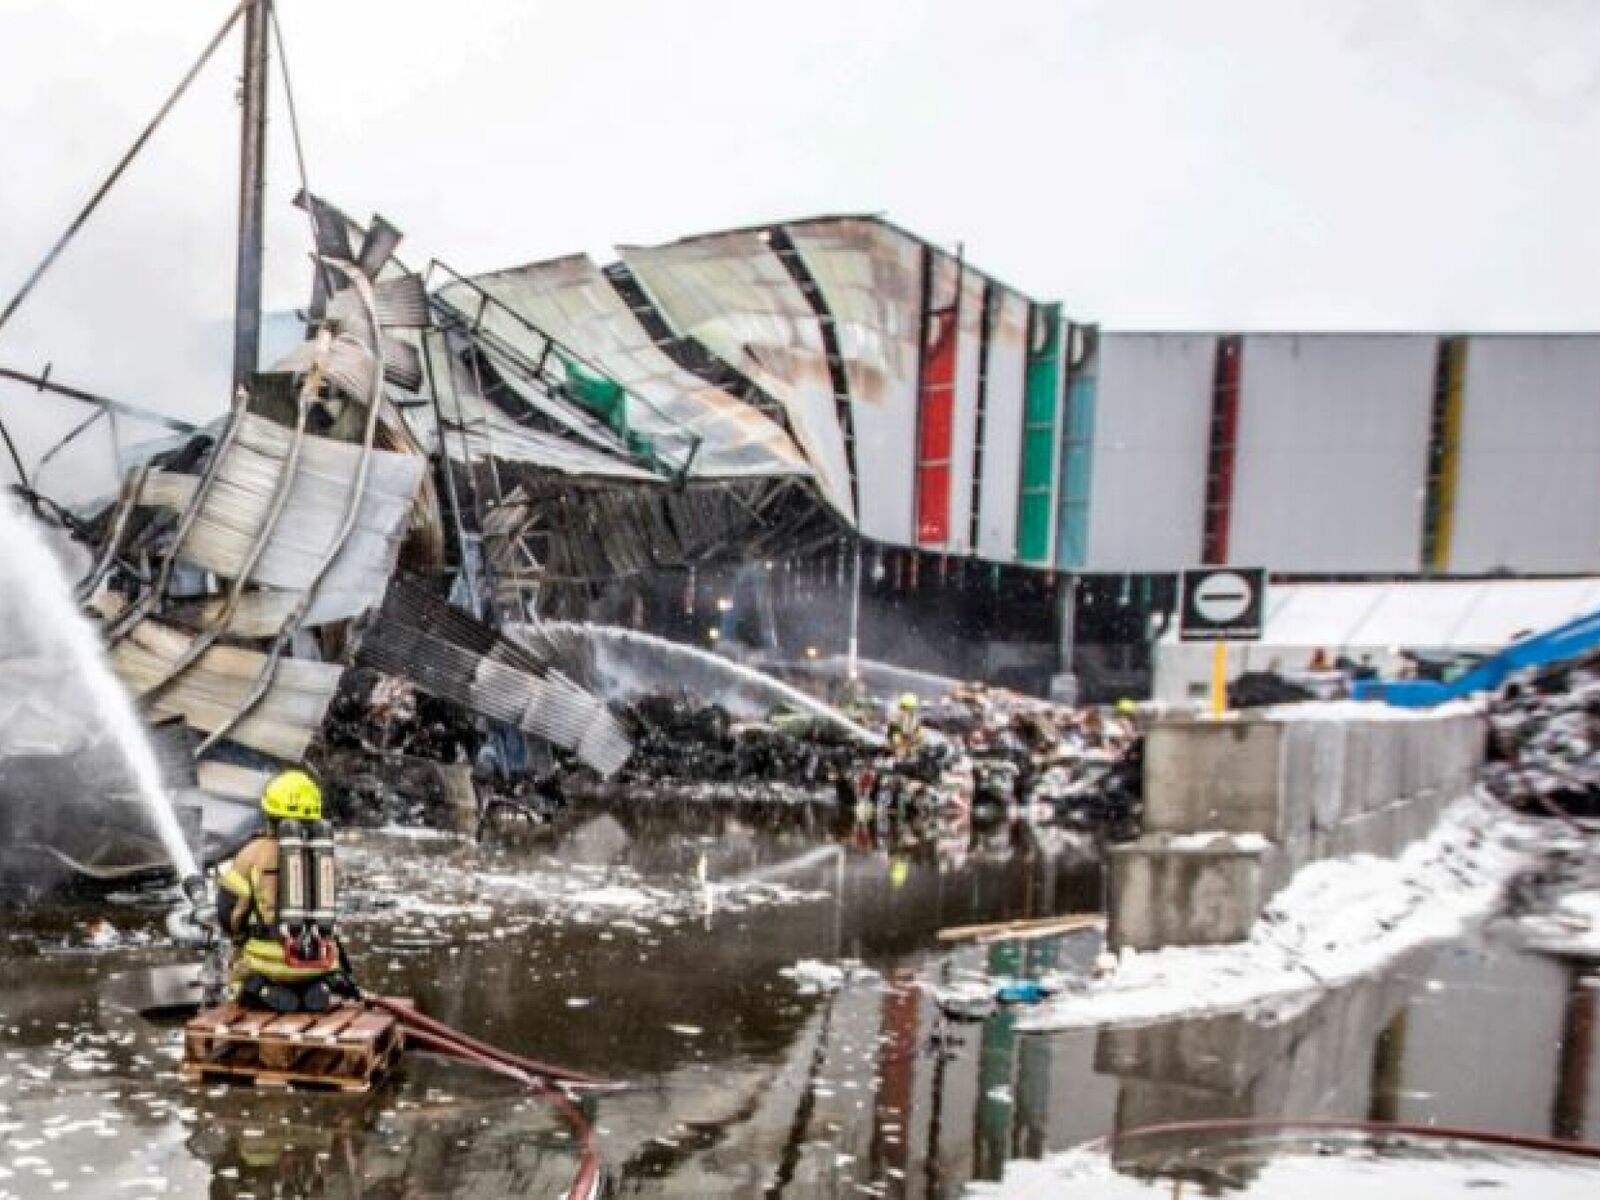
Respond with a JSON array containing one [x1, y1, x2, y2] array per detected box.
[[0, 802, 1595, 1198]]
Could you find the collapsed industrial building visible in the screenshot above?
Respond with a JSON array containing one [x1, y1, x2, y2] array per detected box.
[[5, 195, 1136, 877]]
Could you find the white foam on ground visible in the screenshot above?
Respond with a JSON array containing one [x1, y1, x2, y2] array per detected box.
[[1019, 793, 1540, 1032]]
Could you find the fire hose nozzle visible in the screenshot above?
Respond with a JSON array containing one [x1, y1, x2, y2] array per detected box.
[[180, 873, 209, 907], [168, 874, 217, 947]]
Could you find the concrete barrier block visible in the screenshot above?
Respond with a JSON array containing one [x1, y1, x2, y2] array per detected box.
[[1285, 720, 1345, 836], [1394, 795, 1429, 847], [1341, 722, 1371, 823], [1110, 835, 1277, 950], [1464, 715, 1488, 782], [1276, 832, 1315, 880], [1436, 716, 1464, 796], [1328, 807, 1391, 859], [1144, 719, 1286, 837], [1364, 722, 1404, 811], [1437, 725, 1464, 797], [1406, 721, 1448, 801]]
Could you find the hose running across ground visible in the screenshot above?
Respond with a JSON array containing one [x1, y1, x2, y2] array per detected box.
[[363, 995, 619, 1199], [1088, 1116, 1600, 1161], [400, 1024, 603, 1200]]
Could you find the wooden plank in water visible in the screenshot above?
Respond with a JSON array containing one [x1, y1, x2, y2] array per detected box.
[[936, 912, 1104, 944]]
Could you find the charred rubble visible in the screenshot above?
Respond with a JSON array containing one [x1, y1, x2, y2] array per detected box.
[[555, 682, 1143, 839], [1484, 649, 1600, 819]]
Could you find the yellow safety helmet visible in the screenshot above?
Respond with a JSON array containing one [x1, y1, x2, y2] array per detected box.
[[261, 769, 322, 821], [1115, 698, 1138, 716], [897, 693, 919, 711]]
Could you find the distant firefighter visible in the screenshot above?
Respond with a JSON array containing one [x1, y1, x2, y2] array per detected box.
[[888, 692, 924, 757]]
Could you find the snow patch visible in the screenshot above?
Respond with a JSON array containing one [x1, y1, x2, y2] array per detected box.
[[1266, 698, 1483, 722], [1019, 793, 1538, 1032]]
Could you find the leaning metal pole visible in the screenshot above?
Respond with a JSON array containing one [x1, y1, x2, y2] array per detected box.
[[231, 0, 270, 393]]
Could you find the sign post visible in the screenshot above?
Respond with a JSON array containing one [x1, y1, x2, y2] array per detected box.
[[1210, 642, 1228, 718], [1179, 568, 1267, 719]]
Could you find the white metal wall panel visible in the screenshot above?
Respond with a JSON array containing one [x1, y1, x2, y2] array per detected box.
[[1452, 337, 1600, 574], [1083, 333, 1216, 571], [975, 288, 1028, 562], [947, 269, 985, 554], [787, 219, 922, 546], [1229, 335, 1434, 573], [620, 234, 854, 524], [456, 256, 809, 481]]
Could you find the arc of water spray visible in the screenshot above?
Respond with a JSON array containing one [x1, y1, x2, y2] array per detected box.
[[0, 496, 198, 879]]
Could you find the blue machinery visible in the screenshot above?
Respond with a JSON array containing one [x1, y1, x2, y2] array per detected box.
[[1353, 606, 1600, 707]]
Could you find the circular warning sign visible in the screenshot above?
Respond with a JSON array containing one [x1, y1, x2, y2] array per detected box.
[[1180, 568, 1266, 641], [1193, 571, 1254, 623]]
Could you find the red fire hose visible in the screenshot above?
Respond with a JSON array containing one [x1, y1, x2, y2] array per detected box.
[[364, 995, 617, 1090], [359, 996, 618, 1200], [400, 1024, 603, 1200], [1089, 1116, 1600, 1160]]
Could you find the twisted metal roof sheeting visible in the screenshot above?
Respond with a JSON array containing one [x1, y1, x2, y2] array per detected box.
[[111, 618, 342, 761], [413, 337, 660, 482], [185, 586, 382, 639], [785, 218, 923, 545], [356, 580, 632, 776], [139, 412, 425, 627], [620, 233, 855, 524], [442, 256, 810, 481], [427, 291, 645, 458]]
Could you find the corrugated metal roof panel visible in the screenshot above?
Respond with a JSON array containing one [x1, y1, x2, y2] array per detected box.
[[356, 580, 631, 776], [442, 257, 811, 482], [139, 412, 424, 626], [620, 233, 855, 524], [111, 618, 341, 761], [412, 338, 662, 482]]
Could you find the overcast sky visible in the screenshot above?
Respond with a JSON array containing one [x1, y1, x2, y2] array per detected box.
[[1, 0, 1598, 474]]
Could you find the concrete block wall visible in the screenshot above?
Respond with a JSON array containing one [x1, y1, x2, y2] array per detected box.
[[1111, 706, 1486, 950]]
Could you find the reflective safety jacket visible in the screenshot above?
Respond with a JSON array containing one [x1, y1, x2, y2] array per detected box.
[[218, 834, 334, 983]]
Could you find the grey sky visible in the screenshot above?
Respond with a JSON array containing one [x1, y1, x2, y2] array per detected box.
[[1, 0, 1598, 487]]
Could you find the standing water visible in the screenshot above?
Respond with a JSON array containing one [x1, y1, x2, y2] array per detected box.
[[0, 494, 199, 880]]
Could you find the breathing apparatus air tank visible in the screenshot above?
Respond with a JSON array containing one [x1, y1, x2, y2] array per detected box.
[[306, 819, 337, 937], [276, 819, 309, 938]]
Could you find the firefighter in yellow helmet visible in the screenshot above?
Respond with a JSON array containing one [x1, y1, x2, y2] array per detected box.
[[887, 692, 923, 758], [217, 769, 351, 1013]]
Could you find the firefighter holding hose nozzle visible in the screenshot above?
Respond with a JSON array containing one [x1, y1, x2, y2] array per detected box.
[[216, 769, 356, 1013]]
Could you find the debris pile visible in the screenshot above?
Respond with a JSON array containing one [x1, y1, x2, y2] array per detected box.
[[573, 681, 1143, 837], [613, 695, 863, 792], [1483, 649, 1600, 818], [1509, 836, 1600, 960]]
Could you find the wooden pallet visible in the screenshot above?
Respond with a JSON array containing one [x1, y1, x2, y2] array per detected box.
[[180, 999, 405, 1092]]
